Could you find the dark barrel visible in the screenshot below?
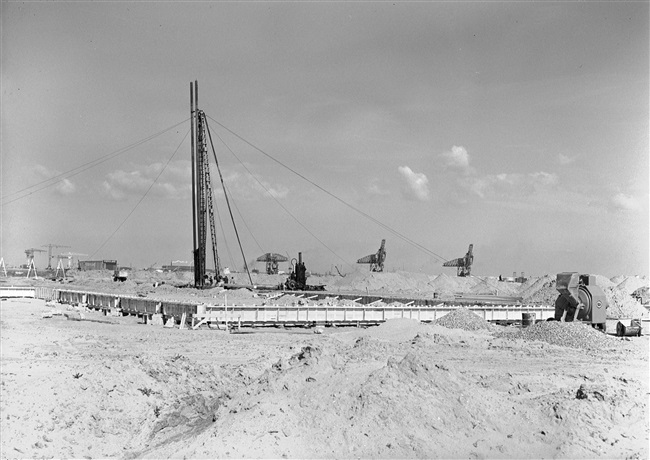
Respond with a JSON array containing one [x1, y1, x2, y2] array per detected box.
[[522, 312, 536, 327]]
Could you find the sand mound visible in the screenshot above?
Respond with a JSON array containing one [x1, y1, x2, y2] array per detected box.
[[615, 276, 648, 296], [428, 273, 479, 294], [328, 271, 434, 295], [519, 275, 557, 304], [605, 286, 647, 319]]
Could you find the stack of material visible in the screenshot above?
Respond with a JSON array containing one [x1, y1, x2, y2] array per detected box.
[[507, 321, 615, 350], [433, 308, 493, 332]]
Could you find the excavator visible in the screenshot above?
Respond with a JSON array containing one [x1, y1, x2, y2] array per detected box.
[[443, 244, 473, 277], [357, 239, 386, 272]]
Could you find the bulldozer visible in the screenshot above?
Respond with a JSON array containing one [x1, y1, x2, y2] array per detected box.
[[552, 272, 607, 332]]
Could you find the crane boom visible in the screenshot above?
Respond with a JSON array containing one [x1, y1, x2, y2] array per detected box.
[[42, 244, 71, 269], [442, 244, 473, 277]]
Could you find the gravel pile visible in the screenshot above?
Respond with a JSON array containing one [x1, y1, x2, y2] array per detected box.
[[503, 321, 616, 350], [433, 308, 493, 332]]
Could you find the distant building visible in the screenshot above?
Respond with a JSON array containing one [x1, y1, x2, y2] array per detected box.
[[162, 261, 194, 272], [79, 260, 118, 271]]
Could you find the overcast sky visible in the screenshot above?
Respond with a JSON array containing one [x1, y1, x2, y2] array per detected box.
[[1, 1, 648, 277]]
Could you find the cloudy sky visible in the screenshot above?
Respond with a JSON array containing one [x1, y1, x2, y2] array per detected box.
[[2, 2, 648, 277]]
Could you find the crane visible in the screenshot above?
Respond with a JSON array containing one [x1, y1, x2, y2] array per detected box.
[[42, 244, 70, 270], [357, 239, 387, 272], [256, 253, 289, 274], [24, 248, 46, 266], [57, 252, 87, 269], [24, 248, 46, 278], [442, 244, 474, 277]]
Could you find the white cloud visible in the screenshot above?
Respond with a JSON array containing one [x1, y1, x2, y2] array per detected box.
[[101, 160, 192, 201], [33, 164, 77, 196], [398, 166, 430, 201], [56, 178, 76, 195], [611, 193, 640, 211], [463, 171, 558, 199], [530, 171, 559, 186], [222, 171, 289, 201], [101, 180, 126, 201], [440, 145, 470, 169], [366, 178, 390, 196], [558, 153, 576, 165]]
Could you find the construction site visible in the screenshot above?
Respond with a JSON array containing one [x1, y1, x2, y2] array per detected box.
[[1, 79, 649, 459]]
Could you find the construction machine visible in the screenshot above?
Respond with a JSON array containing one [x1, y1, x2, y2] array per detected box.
[[552, 272, 607, 332], [283, 252, 325, 291], [256, 252, 289, 274], [357, 239, 386, 272], [443, 244, 473, 277], [113, 266, 130, 282]]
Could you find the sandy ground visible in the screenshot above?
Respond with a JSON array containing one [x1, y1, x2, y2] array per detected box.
[[1, 293, 648, 459]]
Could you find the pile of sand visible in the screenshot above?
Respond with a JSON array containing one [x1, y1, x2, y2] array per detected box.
[[615, 276, 648, 296], [605, 286, 647, 319]]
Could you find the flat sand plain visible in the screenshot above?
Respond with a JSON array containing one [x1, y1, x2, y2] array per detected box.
[[1, 276, 648, 459]]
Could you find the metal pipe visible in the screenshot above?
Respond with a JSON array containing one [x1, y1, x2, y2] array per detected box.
[[190, 82, 197, 276]]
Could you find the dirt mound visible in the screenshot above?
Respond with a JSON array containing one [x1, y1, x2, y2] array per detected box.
[[519, 275, 557, 304], [592, 274, 616, 289], [433, 308, 494, 332], [428, 273, 478, 294], [469, 277, 522, 296], [142, 326, 646, 459], [615, 276, 648, 296], [328, 271, 434, 295], [605, 286, 647, 319]]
